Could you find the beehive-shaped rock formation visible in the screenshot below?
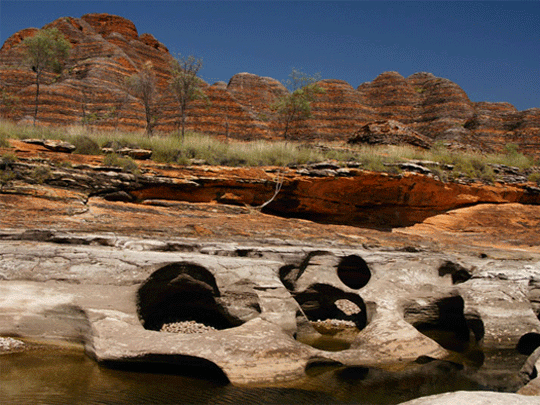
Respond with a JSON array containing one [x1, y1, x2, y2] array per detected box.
[[1, 14, 538, 156]]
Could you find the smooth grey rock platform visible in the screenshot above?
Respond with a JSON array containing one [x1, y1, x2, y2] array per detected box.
[[398, 390, 540, 404], [1, 231, 540, 388]]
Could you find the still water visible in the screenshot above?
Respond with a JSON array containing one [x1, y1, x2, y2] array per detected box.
[[0, 345, 528, 405]]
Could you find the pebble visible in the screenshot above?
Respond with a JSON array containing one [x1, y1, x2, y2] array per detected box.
[[314, 319, 356, 328], [0, 337, 25, 353], [335, 299, 361, 315], [161, 320, 217, 334]]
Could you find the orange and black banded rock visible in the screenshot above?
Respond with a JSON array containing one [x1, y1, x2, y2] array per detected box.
[[465, 103, 540, 156], [307, 79, 377, 141], [1, 14, 538, 156]]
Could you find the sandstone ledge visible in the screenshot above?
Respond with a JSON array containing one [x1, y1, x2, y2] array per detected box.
[[2, 139, 540, 231], [2, 139, 540, 397]]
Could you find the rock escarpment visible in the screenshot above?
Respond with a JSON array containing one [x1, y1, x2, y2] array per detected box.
[[3, 139, 540, 230], [1, 14, 538, 155]]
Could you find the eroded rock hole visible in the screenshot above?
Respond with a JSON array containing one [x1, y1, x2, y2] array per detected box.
[[404, 296, 485, 365], [102, 354, 230, 383], [438, 261, 472, 284], [137, 262, 240, 332], [294, 284, 368, 351], [295, 284, 367, 328], [517, 333, 540, 355], [337, 255, 371, 289]]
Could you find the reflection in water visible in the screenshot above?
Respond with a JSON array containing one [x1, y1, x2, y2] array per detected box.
[[0, 346, 527, 405]]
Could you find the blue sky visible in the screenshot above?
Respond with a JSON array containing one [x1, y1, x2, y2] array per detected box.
[[1, 1, 538, 111]]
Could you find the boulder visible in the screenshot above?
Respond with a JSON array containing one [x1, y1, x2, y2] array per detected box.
[[43, 140, 76, 153], [116, 147, 152, 160], [348, 120, 433, 149]]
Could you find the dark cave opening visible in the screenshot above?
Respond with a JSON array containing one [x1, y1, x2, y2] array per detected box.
[[137, 262, 239, 331], [404, 295, 485, 365], [102, 354, 230, 383], [294, 284, 368, 330], [517, 332, 540, 356], [293, 283, 369, 351]]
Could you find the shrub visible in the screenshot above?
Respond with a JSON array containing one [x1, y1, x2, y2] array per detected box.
[[358, 153, 386, 172], [102, 153, 139, 174], [0, 169, 15, 188], [529, 173, 540, 186], [31, 165, 51, 184], [72, 135, 101, 155], [499, 143, 533, 169], [0, 152, 18, 188], [1, 152, 17, 165], [0, 130, 9, 147]]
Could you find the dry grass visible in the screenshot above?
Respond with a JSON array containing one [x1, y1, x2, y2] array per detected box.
[[0, 120, 537, 181]]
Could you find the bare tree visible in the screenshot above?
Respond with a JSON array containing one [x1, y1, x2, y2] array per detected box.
[[168, 55, 207, 140], [126, 61, 159, 136], [21, 28, 70, 125]]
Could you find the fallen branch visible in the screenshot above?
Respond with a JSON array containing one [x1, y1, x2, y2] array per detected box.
[[257, 170, 284, 210]]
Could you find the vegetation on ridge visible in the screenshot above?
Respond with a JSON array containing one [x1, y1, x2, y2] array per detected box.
[[0, 119, 538, 184], [169, 55, 207, 140], [125, 61, 160, 136]]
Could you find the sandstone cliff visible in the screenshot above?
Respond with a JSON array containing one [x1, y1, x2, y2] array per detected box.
[[1, 14, 539, 155]]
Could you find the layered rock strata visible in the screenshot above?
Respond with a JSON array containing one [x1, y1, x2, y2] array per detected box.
[[3, 139, 540, 229], [1, 14, 538, 155]]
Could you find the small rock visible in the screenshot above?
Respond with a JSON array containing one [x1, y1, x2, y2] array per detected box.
[[43, 140, 76, 153], [305, 169, 337, 177], [21, 138, 46, 146], [102, 191, 134, 202], [117, 148, 152, 160], [309, 161, 341, 170], [161, 320, 217, 334], [189, 159, 207, 166], [0, 337, 25, 353], [335, 299, 361, 315]]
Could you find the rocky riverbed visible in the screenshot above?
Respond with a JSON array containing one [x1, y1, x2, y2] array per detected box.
[[2, 141, 540, 403]]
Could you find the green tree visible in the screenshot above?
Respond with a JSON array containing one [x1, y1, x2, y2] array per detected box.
[[272, 68, 324, 139], [21, 28, 70, 125], [126, 61, 160, 136], [168, 55, 207, 140]]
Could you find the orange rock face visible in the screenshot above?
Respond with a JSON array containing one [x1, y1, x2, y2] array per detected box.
[[3, 139, 539, 230], [2, 138, 540, 257], [1, 14, 539, 156]]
